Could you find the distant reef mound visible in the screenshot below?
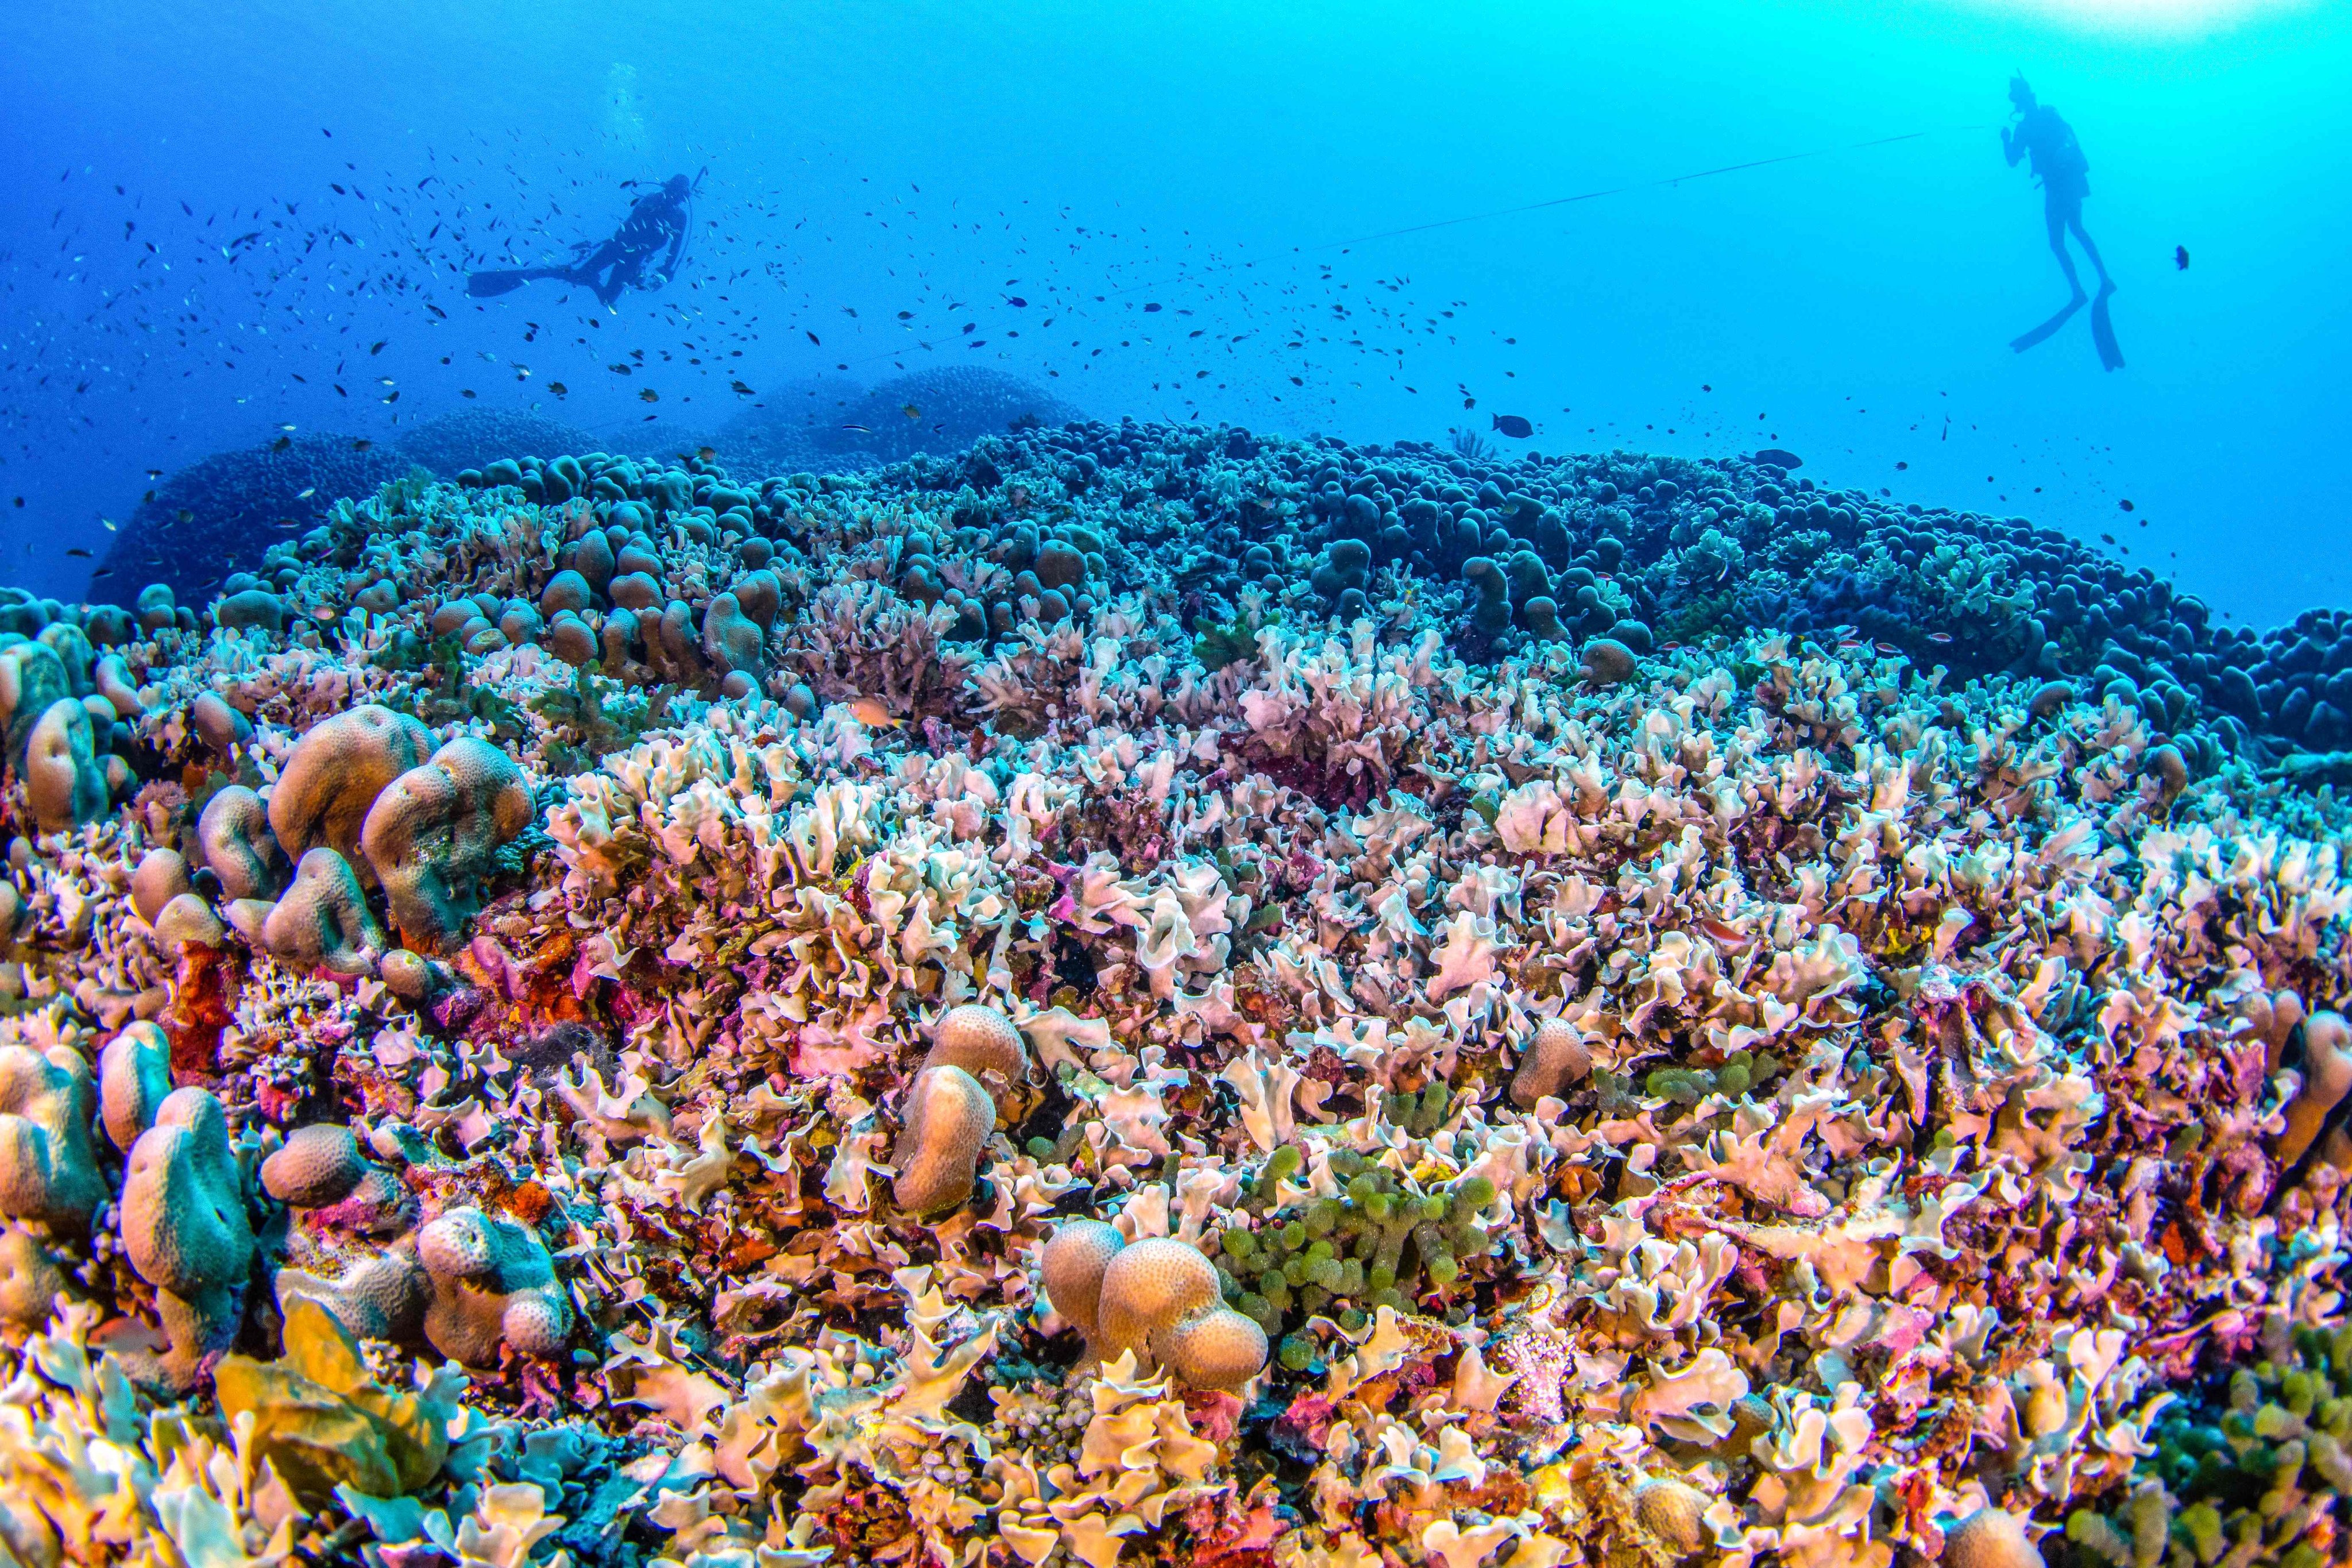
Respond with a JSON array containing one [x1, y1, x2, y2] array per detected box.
[[89, 431, 410, 609], [837, 366, 1079, 462], [82, 406, 2352, 781], [395, 408, 601, 478]]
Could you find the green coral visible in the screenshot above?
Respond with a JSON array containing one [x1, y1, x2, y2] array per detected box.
[[530, 667, 679, 776], [1644, 1048, 1781, 1108], [1208, 1147, 1496, 1338], [1194, 605, 1278, 673], [2065, 1322, 2352, 1568], [213, 1297, 466, 1507]]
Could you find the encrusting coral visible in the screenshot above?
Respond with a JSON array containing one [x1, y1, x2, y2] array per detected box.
[[2, 420, 2352, 1568]]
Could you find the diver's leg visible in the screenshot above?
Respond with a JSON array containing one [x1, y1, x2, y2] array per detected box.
[[2069, 211, 2112, 290], [566, 240, 624, 288], [2046, 196, 2086, 301]]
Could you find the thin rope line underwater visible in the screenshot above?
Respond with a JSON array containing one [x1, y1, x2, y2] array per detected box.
[[686, 121, 1996, 384]]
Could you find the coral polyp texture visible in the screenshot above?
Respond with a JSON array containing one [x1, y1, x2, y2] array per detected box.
[[1, 416, 2351, 1568]]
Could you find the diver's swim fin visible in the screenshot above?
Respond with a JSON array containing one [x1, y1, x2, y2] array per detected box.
[[466, 268, 567, 299], [2089, 283, 2125, 371], [2009, 295, 2085, 354]]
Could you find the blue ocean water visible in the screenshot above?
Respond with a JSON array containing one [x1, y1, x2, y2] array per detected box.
[[1, 0, 2345, 628]]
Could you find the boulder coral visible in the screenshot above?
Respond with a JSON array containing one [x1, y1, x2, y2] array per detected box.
[[359, 735, 533, 952], [120, 1087, 255, 1385], [1043, 1225, 1269, 1389], [414, 1204, 569, 1366], [267, 703, 435, 872]]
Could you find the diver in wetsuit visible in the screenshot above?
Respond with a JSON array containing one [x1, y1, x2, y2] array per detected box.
[[2003, 76, 2122, 368], [2003, 77, 2109, 304], [468, 174, 694, 306]]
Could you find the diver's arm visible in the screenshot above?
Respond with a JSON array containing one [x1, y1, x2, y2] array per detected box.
[[2002, 125, 2025, 166]]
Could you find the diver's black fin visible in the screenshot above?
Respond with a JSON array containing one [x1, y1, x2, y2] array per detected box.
[[466, 269, 538, 299], [2009, 295, 2085, 353], [2090, 284, 2125, 370]]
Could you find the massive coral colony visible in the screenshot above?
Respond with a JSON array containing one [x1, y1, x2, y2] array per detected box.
[[2, 418, 2349, 1568]]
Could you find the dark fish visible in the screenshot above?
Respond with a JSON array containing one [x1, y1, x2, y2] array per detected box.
[[548, 381, 567, 396], [697, 446, 716, 461], [1144, 302, 1162, 312], [2118, 499, 2134, 512], [2175, 245, 2189, 270], [639, 388, 659, 403], [352, 439, 372, 450], [66, 547, 91, 558], [841, 423, 871, 433], [1755, 447, 1803, 469], [1490, 414, 1532, 439], [271, 435, 292, 451], [1006, 296, 1027, 307]]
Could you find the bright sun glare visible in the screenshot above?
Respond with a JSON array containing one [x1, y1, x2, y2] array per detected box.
[[1970, 0, 2303, 33]]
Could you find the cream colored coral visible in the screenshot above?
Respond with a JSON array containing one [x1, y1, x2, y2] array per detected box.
[[22, 697, 106, 831], [1635, 1478, 1711, 1558], [1511, 1017, 1593, 1108], [891, 1064, 995, 1215], [1042, 1226, 1268, 1390], [359, 735, 534, 953], [99, 1020, 172, 1153], [415, 1204, 570, 1366], [196, 783, 285, 900], [0, 1045, 105, 1231], [259, 848, 387, 976], [130, 847, 191, 926], [267, 702, 435, 871], [1944, 1509, 2042, 1568], [924, 1003, 1029, 1104], [2278, 1011, 2352, 1167], [121, 1088, 255, 1386]]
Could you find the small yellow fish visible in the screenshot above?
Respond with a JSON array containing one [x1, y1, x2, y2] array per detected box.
[[847, 697, 902, 728]]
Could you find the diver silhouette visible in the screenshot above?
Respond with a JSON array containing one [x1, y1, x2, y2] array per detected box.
[[2002, 77, 2122, 369], [468, 173, 697, 307]]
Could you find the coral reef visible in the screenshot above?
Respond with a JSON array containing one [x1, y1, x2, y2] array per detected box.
[[1, 415, 2350, 1568], [88, 430, 411, 608]]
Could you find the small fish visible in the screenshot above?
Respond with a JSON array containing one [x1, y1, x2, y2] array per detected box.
[[65, 547, 92, 558], [902, 404, 920, 419], [1490, 414, 1532, 439], [846, 697, 902, 728], [1875, 640, 1899, 655], [1837, 638, 1864, 651], [1926, 631, 1953, 644], [639, 388, 659, 403], [549, 381, 567, 396], [2118, 499, 2134, 512], [1144, 302, 1162, 312], [297, 487, 315, 499], [352, 438, 372, 450], [271, 435, 292, 451], [697, 447, 717, 462], [2175, 245, 2189, 270], [1005, 295, 1027, 307], [840, 423, 872, 433], [1755, 447, 1803, 469]]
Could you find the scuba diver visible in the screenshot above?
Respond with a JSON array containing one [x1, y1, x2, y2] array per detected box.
[[2002, 77, 2122, 368], [468, 172, 698, 306]]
